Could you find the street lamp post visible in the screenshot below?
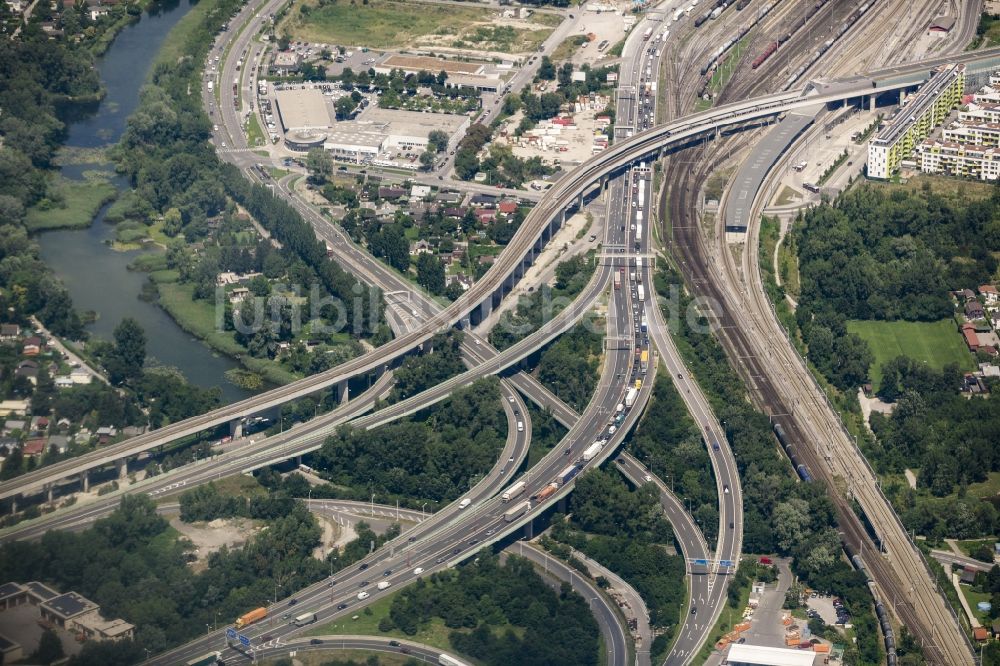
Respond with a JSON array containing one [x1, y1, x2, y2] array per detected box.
[[421, 502, 428, 519], [371, 493, 375, 517]]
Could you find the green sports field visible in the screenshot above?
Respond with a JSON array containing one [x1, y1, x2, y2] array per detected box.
[[846, 319, 975, 390]]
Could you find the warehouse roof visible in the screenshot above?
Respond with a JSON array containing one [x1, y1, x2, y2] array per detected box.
[[378, 54, 485, 76], [360, 107, 469, 137], [726, 643, 818, 666], [275, 88, 332, 131]]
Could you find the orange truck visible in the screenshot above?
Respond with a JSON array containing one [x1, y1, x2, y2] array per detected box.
[[235, 607, 267, 629]]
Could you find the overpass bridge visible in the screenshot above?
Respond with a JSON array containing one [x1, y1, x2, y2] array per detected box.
[[7, 45, 1000, 509]]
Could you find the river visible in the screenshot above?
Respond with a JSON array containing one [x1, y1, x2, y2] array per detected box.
[[37, 0, 253, 403]]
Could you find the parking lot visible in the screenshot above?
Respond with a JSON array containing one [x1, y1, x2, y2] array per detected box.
[[806, 593, 851, 628]]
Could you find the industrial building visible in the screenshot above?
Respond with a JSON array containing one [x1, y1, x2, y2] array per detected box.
[[723, 643, 819, 666], [274, 87, 333, 132], [321, 108, 470, 162], [867, 63, 965, 179], [375, 54, 486, 77], [0, 581, 135, 650]]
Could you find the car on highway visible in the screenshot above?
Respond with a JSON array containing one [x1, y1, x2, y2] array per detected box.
[[357, 591, 370, 600], [389, 640, 400, 647], [310, 639, 324, 645], [337, 603, 349, 610], [359, 581, 369, 587], [413, 567, 424, 575], [383, 569, 392, 577], [452, 547, 461, 555], [468, 539, 479, 546], [691, 607, 697, 615], [436, 556, 446, 563], [282, 613, 291, 620], [486, 529, 496, 536], [288, 598, 298, 606], [724, 484, 730, 494], [358, 563, 368, 571], [327, 580, 335, 586]]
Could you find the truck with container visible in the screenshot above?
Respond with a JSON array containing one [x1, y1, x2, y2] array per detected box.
[[207, 80, 214, 92], [293, 612, 317, 626], [640, 317, 648, 333], [235, 607, 267, 629], [614, 270, 622, 290], [557, 465, 581, 485], [640, 349, 649, 374], [642, 27, 653, 40], [582, 441, 603, 462], [533, 483, 558, 502], [624, 387, 638, 408], [501, 481, 527, 503], [637, 284, 645, 302], [439, 654, 473, 666], [503, 500, 531, 523], [636, 224, 643, 245]]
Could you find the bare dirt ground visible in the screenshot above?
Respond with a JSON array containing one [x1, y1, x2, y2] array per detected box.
[[170, 517, 264, 572]]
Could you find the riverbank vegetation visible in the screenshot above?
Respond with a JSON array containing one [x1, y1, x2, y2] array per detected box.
[[98, 0, 385, 386]]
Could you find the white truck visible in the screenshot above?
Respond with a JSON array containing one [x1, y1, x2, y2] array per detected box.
[[582, 441, 604, 462], [637, 284, 645, 302], [501, 481, 527, 503], [624, 387, 639, 408], [377, 581, 392, 590], [503, 500, 531, 523], [293, 612, 316, 626]]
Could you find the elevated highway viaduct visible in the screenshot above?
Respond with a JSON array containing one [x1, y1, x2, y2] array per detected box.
[[8, 42, 1000, 521]]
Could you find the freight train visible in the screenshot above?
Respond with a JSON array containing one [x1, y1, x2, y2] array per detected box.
[[698, 0, 778, 76], [844, 542, 898, 665], [773, 423, 813, 482], [782, 1, 877, 89]]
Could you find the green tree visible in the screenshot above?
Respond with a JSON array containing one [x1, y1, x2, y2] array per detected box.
[[32, 628, 64, 665], [106, 317, 146, 385], [306, 148, 333, 182], [416, 253, 445, 295], [334, 96, 356, 120], [419, 150, 436, 171], [427, 130, 449, 153]]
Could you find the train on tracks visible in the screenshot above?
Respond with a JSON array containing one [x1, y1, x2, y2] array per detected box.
[[782, 0, 878, 89], [773, 423, 813, 483], [845, 542, 898, 665]]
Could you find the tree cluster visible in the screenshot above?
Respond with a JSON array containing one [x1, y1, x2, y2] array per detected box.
[[794, 184, 1000, 389], [0, 494, 325, 664], [383, 555, 599, 666], [310, 377, 506, 504]]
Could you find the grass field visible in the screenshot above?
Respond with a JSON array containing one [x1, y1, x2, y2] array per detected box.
[[550, 34, 588, 61], [285, 0, 493, 49], [846, 319, 975, 390], [26, 176, 117, 232]]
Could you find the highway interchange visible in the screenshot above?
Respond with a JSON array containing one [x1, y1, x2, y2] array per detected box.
[[6, 1, 1000, 665]]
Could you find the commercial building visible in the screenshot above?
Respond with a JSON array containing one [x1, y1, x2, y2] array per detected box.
[[323, 128, 386, 163], [375, 54, 485, 78], [0, 582, 134, 647], [867, 63, 965, 179], [272, 51, 301, 75], [362, 108, 470, 151], [724, 643, 819, 666], [274, 88, 333, 132]]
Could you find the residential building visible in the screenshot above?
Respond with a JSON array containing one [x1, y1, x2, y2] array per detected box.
[[962, 323, 981, 351], [868, 63, 965, 179], [918, 140, 1000, 181], [0, 324, 19, 342], [967, 300, 986, 320], [980, 284, 999, 303], [725, 643, 817, 666], [22, 336, 43, 355]]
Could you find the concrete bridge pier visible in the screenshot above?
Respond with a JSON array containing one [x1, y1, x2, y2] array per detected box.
[[557, 497, 568, 514], [230, 418, 244, 439], [45, 483, 53, 504], [10, 495, 16, 515], [376, 363, 388, 378], [870, 94, 876, 112], [81, 471, 89, 493], [337, 379, 349, 405], [478, 295, 493, 323], [116, 457, 128, 480], [523, 519, 534, 540]]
